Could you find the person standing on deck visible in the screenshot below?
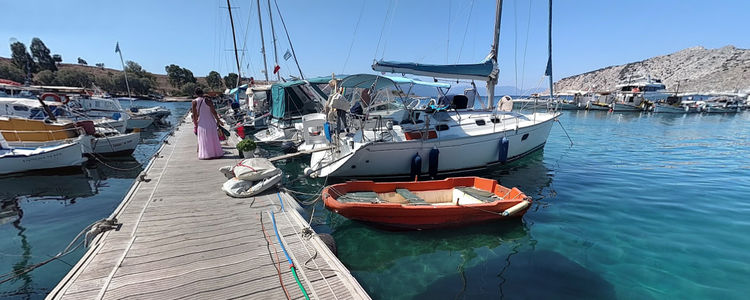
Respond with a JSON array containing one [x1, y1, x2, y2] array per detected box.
[[192, 88, 224, 159]]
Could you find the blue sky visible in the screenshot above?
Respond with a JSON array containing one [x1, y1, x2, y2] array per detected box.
[[2, 0, 748, 91]]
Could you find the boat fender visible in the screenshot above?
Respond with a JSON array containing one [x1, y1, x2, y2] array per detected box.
[[428, 147, 439, 179], [317, 233, 337, 256], [502, 200, 531, 216], [303, 167, 314, 177], [324, 122, 331, 142], [498, 137, 509, 163], [112, 112, 122, 120], [410, 153, 422, 181]]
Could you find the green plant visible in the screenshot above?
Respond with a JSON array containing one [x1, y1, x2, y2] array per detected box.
[[236, 138, 256, 152]]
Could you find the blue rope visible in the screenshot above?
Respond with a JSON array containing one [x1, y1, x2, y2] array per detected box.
[[277, 192, 285, 212], [270, 212, 293, 266]]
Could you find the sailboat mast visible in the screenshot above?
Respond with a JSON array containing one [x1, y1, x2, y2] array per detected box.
[[226, 0, 242, 88], [257, 0, 270, 81], [266, 0, 280, 81], [116, 43, 132, 98], [547, 0, 554, 100], [487, 0, 503, 109]]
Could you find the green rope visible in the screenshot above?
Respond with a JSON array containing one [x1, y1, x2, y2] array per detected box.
[[290, 266, 310, 300]]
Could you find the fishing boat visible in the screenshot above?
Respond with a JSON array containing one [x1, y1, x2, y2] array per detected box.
[[322, 177, 531, 229], [0, 133, 86, 175], [0, 116, 139, 156]]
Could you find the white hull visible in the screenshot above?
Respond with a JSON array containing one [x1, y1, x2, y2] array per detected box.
[[126, 115, 154, 129], [653, 104, 688, 113], [704, 106, 741, 113], [88, 131, 140, 155], [310, 112, 558, 178], [610, 103, 644, 112], [253, 120, 301, 143], [0, 142, 86, 175]]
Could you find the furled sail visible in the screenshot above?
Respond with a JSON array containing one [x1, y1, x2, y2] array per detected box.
[[372, 59, 497, 81]]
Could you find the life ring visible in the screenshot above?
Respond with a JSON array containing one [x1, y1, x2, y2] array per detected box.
[[40, 93, 70, 104], [40, 92, 60, 102]]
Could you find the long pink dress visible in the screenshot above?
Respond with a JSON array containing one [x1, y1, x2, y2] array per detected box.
[[194, 97, 224, 159]]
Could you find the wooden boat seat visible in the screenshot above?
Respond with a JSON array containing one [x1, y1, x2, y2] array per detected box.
[[395, 188, 427, 204], [455, 187, 500, 203], [339, 191, 382, 203]]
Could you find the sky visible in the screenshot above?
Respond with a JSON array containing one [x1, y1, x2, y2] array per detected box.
[[2, 0, 749, 92]]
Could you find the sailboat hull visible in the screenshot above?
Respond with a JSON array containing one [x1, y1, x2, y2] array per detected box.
[[311, 114, 557, 179]]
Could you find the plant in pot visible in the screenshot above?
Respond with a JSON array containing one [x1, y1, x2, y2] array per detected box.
[[236, 138, 256, 158]]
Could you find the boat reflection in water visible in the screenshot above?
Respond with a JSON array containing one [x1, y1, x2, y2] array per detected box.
[[324, 150, 604, 299]]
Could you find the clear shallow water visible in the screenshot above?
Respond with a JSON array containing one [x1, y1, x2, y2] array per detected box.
[[312, 110, 750, 299], [0, 100, 190, 299], [2, 105, 749, 299]]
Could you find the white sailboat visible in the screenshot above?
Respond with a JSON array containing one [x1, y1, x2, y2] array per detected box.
[[306, 0, 559, 179]]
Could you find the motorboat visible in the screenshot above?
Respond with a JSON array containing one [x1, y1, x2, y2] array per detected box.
[[702, 96, 743, 113], [322, 177, 531, 230], [125, 113, 154, 130], [306, 74, 558, 179], [0, 133, 86, 175], [129, 105, 171, 124]]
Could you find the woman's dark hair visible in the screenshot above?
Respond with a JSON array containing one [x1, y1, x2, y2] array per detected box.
[[195, 87, 204, 96]]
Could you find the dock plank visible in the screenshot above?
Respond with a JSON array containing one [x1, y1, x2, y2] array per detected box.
[[48, 117, 368, 300]]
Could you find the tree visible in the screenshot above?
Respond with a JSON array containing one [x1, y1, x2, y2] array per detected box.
[[10, 41, 37, 74], [164, 64, 196, 88], [0, 64, 25, 83], [30, 38, 57, 72], [206, 71, 224, 91], [224, 73, 238, 88], [35, 70, 56, 85], [52, 54, 62, 64], [180, 82, 205, 97], [54, 69, 92, 87], [77, 57, 87, 65]]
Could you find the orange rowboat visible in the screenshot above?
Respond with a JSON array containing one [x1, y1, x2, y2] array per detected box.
[[322, 177, 532, 230]]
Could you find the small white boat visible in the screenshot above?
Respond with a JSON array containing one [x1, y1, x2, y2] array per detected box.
[[125, 114, 154, 130], [87, 127, 140, 155], [0, 134, 86, 175], [652, 104, 688, 113], [129, 106, 171, 123]]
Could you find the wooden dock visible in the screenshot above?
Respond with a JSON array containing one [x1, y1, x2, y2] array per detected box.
[[47, 117, 369, 299]]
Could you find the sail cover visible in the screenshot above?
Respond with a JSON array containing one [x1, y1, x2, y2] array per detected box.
[[372, 59, 496, 81]]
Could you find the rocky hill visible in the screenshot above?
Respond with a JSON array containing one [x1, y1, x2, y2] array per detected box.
[[554, 45, 750, 94]]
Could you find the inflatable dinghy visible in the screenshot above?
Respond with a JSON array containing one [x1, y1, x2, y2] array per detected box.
[[220, 158, 282, 198]]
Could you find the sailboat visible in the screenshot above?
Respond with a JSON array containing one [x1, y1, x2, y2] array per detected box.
[[306, 0, 559, 179]]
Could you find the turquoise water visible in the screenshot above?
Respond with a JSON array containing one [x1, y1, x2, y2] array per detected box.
[[0, 100, 190, 299], [2, 105, 749, 299], [315, 110, 750, 299]]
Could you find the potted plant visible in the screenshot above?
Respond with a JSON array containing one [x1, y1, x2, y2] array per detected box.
[[236, 138, 256, 158]]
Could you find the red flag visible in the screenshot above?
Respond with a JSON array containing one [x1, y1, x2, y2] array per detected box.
[[273, 65, 280, 74]]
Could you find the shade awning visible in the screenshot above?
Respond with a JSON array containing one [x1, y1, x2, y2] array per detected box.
[[339, 74, 450, 91]]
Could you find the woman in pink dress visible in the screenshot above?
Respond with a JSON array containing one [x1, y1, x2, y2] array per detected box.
[[191, 88, 224, 159]]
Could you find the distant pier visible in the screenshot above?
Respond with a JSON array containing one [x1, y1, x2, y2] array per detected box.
[[47, 116, 369, 299]]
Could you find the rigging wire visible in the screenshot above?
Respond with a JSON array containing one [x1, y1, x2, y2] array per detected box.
[[342, 0, 367, 74], [379, 0, 400, 60], [520, 0, 533, 94], [374, 0, 394, 60], [514, 0, 519, 95], [272, 0, 305, 79], [456, 0, 475, 63]]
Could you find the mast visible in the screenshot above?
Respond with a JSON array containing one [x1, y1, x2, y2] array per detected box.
[[487, 0, 503, 109], [115, 42, 131, 98], [266, 0, 280, 81], [226, 0, 242, 88], [257, 0, 270, 81], [546, 0, 554, 101]]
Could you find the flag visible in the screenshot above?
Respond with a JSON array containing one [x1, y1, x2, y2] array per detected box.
[[273, 65, 280, 74], [115, 42, 120, 53], [544, 56, 552, 76], [283, 50, 292, 61]]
